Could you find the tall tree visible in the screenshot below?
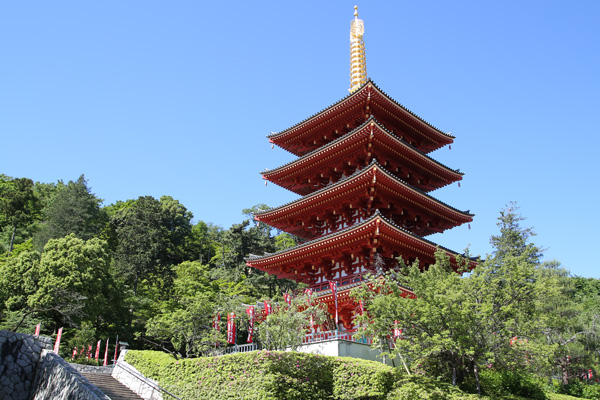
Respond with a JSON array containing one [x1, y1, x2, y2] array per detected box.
[[0, 234, 120, 333], [33, 175, 106, 251], [0, 175, 38, 253], [353, 205, 548, 394], [109, 195, 192, 295]]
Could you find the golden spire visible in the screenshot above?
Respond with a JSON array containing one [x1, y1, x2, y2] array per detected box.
[[349, 5, 367, 93]]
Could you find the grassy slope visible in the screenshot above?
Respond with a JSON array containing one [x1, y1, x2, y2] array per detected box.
[[124, 350, 589, 400]]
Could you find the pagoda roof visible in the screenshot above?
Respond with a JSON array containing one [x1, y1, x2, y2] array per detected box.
[[246, 211, 476, 281], [255, 160, 473, 239], [267, 79, 454, 155], [262, 117, 463, 195]]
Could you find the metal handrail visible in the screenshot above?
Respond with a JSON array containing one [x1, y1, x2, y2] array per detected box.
[[115, 359, 181, 400]]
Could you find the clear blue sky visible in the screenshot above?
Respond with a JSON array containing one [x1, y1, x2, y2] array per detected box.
[[2, 1, 598, 278]]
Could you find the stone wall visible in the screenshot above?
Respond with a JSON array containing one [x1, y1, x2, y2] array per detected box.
[[30, 349, 110, 400], [0, 330, 52, 400], [113, 350, 165, 400]]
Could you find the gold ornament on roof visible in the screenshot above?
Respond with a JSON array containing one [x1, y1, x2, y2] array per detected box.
[[349, 5, 367, 93]]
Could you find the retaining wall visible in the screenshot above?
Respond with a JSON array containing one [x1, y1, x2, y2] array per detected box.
[[30, 349, 110, 400], [113, 350, 165, 400], [0, 330, 52, 400]]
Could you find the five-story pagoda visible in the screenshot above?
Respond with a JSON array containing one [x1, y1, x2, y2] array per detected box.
[[246, 7, 475, 331]]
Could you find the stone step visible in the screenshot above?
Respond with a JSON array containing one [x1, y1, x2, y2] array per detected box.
[[81, 373, 143, 400]]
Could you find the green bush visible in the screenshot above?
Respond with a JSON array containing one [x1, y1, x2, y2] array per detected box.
[[125, 350, 398, 400], [477, 369, 547, 400], [387, 375, 478, 400], [582, 384, 600, 400], [332, 358, 396, 400], [560, 381, 600, 399]]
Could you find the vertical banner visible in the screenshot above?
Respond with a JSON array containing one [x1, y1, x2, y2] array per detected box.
[[71, 347, 77, 360], [305, 288, 315, 333], [103, 339, 109, 366], [87, 345, 92, 359], [227, 312, 236, 344], [95, 340, 101, 361], [34, 324, 41, 336], [246, 306, 255, 343], [53, 328, 63, 354], [393, 320, 402, 339], [329, 281, 338, 326], [213, 313, 221, 347], [283, 293, 292, 306], [263, 300, 272, 316], [113, 335, 119, 363]]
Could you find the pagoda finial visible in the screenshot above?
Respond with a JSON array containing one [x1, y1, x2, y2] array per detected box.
[[349, 5, 367, 93]]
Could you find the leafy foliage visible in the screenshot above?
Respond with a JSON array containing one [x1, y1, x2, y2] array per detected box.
[[125, 350, 400, 400], [33, 175, 106, 251], [257, 293, 327, 351]]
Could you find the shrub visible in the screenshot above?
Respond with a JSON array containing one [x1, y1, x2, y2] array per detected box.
[[125, 350, 398, 400], [332, 357, 396, 400], [477, 369, 547, 400], [560, 381, 600, 399], [582, 383, 600, 400], [387, 375, 478, 400]]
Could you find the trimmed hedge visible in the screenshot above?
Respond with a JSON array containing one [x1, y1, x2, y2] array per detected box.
[[125, 350, 396, 400], [125, 350, 554, 400], [387, 375, 480, 400]]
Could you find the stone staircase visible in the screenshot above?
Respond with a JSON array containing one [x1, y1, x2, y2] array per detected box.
[[81, 373, 143, 400]]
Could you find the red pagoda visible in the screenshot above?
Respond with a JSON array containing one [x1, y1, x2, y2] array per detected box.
[[246, 7, 475, 331]]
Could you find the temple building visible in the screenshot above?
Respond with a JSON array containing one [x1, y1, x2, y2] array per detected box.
[[246, 6, 475, 331]]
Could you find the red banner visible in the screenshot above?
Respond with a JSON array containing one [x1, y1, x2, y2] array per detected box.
[[227, 313, 236, 344], [283, 293, 292, 306], [393, 320, 402, 339], [264, 300, 272, 316], [71, 347, 77, 360], [213, 313, 220, 331], [34, 324, 41, 336], [113, 335, 119, 363], [246, 306, 255, 343], [303, 288, 315, 333], [95, 340, 101, 361], [103, 339, 109, 366], [87, 344, 92, 359], [329, 281, 338, 326], [53, 328, 63, 354]]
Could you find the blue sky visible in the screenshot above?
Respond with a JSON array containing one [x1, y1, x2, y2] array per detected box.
[[2, 1, 598, 278]]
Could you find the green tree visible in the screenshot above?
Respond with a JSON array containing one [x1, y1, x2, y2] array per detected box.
[[258, 293, 327, 351], [33, 175, 106, 251], [536, 265, 600, 384], [0, 234, 122, 334], [0, 175, 38, 253], [144, 261, 224, 357], [29, 234, 117, 331], [109, 195, 192, 295], [0, 247, 42, 331], [353, 205, 548, 394]]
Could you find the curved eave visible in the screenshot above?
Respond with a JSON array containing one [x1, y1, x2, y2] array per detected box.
[[262, 117, 462, 194], [315, 280, 415, 304], [268, 79, 454, 152], [246, 211, 476, 270], [256, 161, 473, 236]]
